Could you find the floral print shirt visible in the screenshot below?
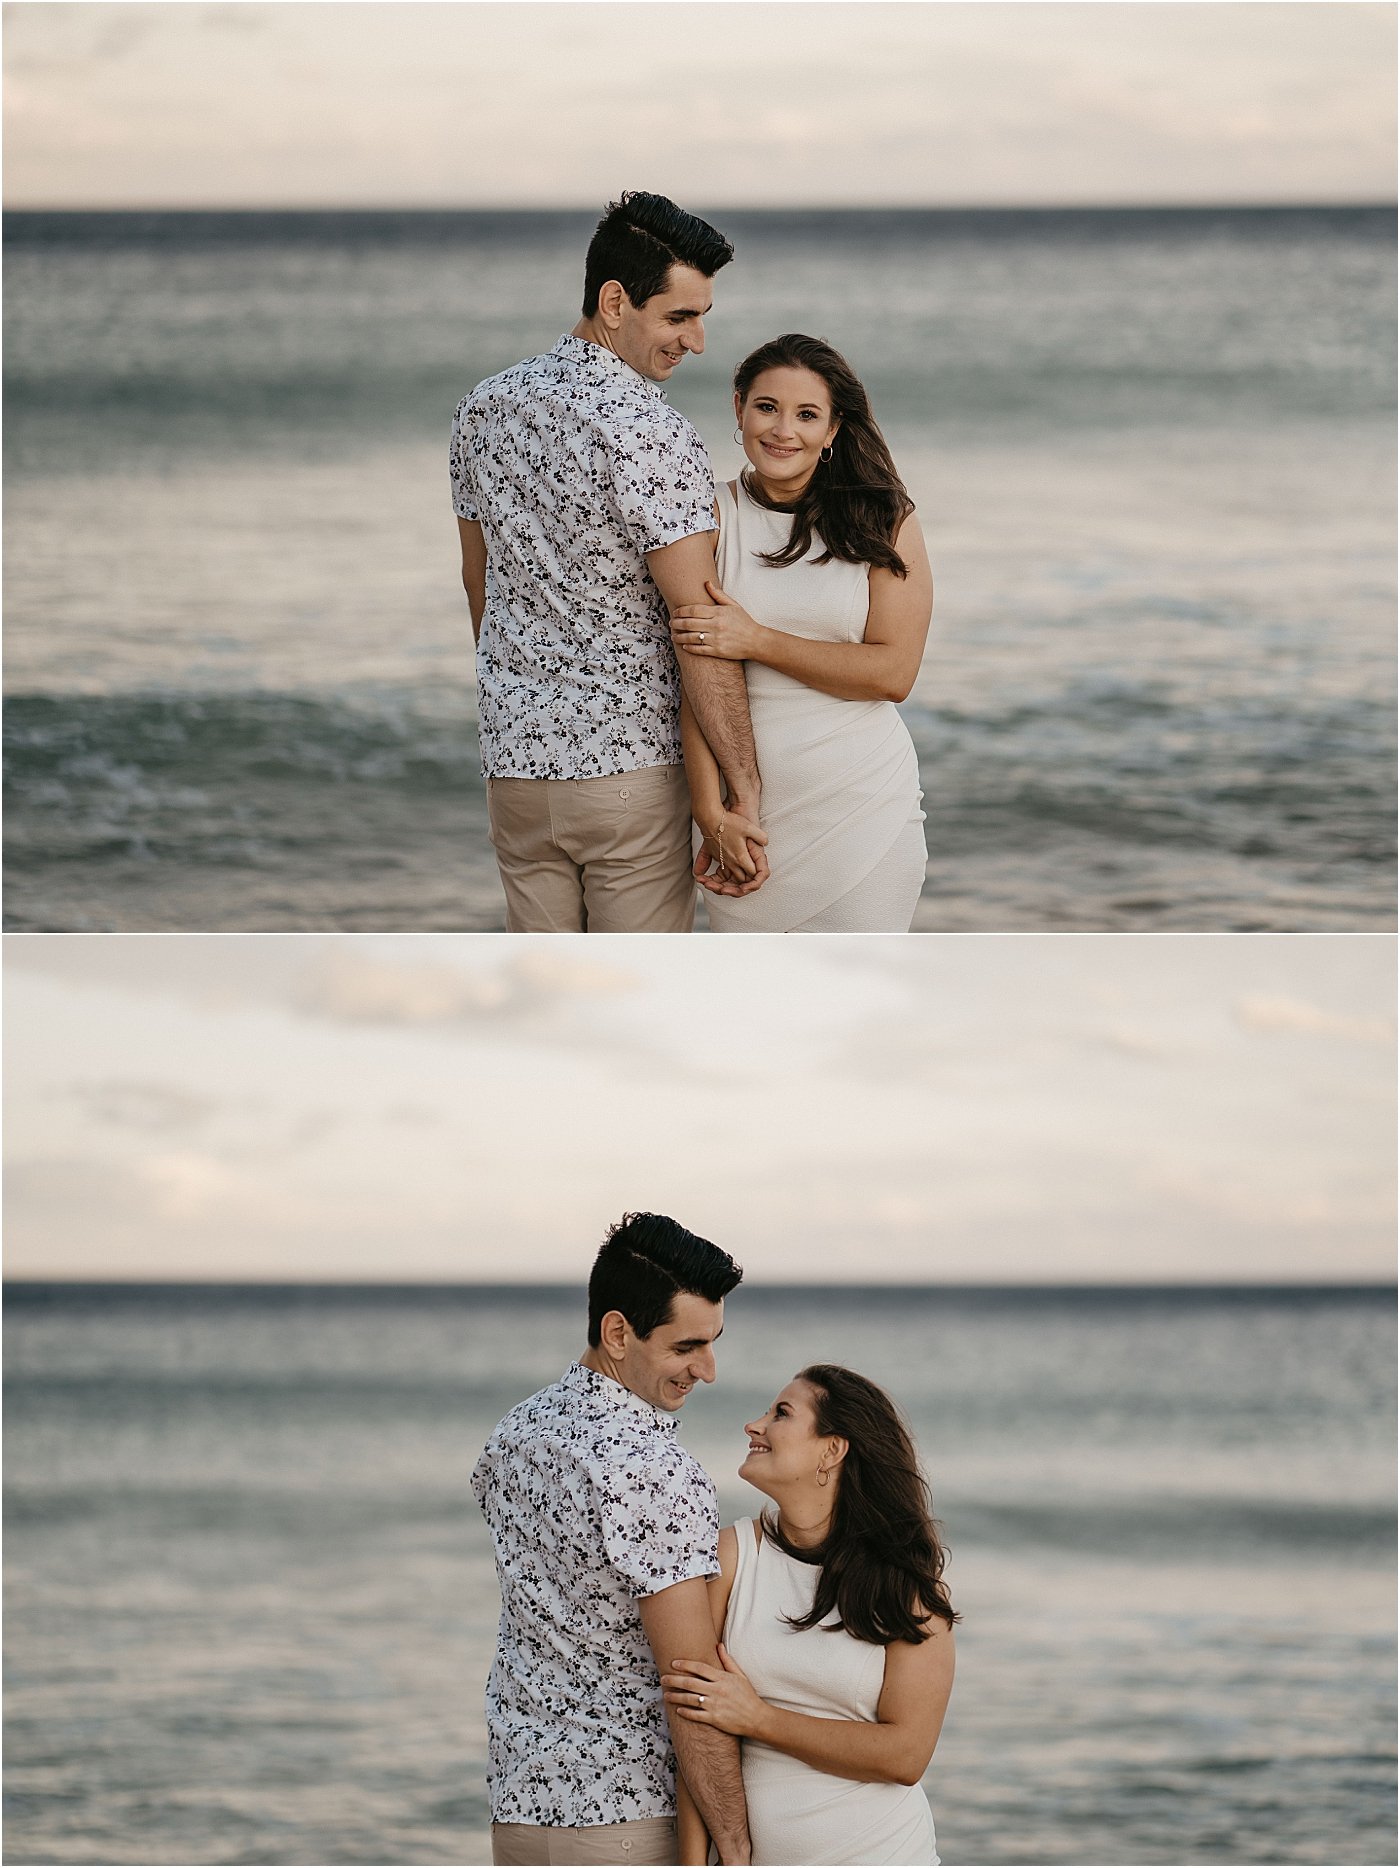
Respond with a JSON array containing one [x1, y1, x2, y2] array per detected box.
[[471, 1361, 720, 1827], [451, 334, 717, 780]]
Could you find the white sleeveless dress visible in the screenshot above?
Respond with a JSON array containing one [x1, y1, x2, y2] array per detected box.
[[702, 479, 927, 933], [721, 1518, 939, 1866]]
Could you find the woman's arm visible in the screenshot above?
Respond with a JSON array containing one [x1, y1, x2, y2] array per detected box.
[[674, 1527, 742, 1865], [671, 513, 933, 704], [676, 1771, 710, 1866], [680, 696, 768, 896], [664, 1614, 955, 1789]]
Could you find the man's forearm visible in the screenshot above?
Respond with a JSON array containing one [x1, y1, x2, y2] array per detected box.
[[670, 1719, 750, 1864], [678, 657, 760, 812]]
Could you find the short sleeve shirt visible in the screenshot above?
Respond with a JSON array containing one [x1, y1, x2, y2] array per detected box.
[[470, 1361, 720, 1827], [450, 334, 717, 780]]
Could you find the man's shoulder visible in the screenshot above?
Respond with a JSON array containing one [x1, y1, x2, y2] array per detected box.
[[605, 388, 704, 445], [490, 1371, 571, 1434], [456, 348, 561, 416]]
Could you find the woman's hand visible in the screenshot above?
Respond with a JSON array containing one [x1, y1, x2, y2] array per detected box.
[[672, 581, 762, 662], [694, 813, 768, 896], [663, 1644, 770, 1740]]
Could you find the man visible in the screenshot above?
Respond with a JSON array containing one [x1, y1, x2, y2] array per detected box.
[[471, 1214, 750, 1866], [451, 191, 766, 933]]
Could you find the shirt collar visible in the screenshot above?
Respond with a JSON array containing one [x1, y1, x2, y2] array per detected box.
[[562, 1358, 679, 1430], [552, 332, 664, 399]]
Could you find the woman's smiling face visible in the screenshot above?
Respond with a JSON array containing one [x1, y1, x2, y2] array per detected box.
[[736, 366, 839, 499], [739, 1377, 827, 1494]]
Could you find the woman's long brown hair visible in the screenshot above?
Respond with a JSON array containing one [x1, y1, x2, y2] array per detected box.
[[734, 333, 914, 578], [765, 1363, 959, 1646]]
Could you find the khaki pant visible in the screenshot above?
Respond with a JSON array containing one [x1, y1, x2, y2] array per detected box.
[[486, 766, 695, 934], [491, 1815, 678, 1865]]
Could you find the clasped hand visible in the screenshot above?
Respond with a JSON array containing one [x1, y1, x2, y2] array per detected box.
[[671, 581, 759, 661], [662, 1644, 768, 1740], [695, 812, 768, 897]]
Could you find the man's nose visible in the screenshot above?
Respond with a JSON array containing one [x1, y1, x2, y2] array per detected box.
[[692, 1345, 717, 1383], [683, 320, 705, 355]]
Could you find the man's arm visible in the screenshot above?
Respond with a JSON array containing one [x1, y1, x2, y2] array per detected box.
[[639, 1579, 750, 1866], [647, 533, 761, 823], [457, 516, 487, 643]]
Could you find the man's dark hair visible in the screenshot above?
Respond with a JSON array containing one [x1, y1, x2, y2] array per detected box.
[[587, 1211, 742, 1345], [582, 191, 734, 318]]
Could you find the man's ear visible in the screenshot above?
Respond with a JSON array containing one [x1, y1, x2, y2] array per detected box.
[[598, 1308, 631, 1358], [596, 279, 628, 329]]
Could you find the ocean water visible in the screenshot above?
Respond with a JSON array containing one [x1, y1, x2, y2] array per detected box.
[[3, 207, 1395, 931], [4, 1283, 1394, 1866]]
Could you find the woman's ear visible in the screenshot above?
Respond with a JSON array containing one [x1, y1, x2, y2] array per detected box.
[[826, 1435, 849, 1471]]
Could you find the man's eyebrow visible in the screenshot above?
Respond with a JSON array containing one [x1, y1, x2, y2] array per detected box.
[[670, 302, 713, 318], [673, 1322, 724, 1348]]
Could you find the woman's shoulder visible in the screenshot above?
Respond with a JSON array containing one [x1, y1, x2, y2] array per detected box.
[[718, 1518, 762, 1575]]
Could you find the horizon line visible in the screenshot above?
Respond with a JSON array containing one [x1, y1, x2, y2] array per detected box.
[[5, 199, 1396, 216], [6, 1277, 1394, 1293]]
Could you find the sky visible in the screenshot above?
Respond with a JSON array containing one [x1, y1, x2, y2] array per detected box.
[[5, 933, 1394, 1284], [3, 2, 1395, 209]]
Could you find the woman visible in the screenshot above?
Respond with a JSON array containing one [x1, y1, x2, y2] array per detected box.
[[663, 1365, 957, 1866], [676, 335, 933, 932]]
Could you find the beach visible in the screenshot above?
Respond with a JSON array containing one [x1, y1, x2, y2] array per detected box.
[[5, 206, 1395, 932], [5, 1281, 1394, 1865]]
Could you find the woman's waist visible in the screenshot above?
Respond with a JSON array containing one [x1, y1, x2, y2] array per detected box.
[[747, 703, 919, 783]]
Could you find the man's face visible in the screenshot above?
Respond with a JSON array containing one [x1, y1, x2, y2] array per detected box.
[[613, 263, 714, 383], [619, 1290, 725, 1411]]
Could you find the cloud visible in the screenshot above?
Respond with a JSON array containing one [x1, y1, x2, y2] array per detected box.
[[135, 1150, 241, 1222], [1094, 1023, 1174, 1061], [67, 1079, 220, 1132], [292, 946, 634, 1029], [1235, 996, 1395, 1045]]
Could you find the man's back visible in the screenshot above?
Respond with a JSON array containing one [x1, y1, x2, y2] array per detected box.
[[472, 1362, 719, 1827], [451, 334, 716, 782]]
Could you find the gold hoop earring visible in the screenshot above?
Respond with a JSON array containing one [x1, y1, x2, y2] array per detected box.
[[817, 1467, 830, 1488], [819, 445, 834, 463], [733, 426, 744, 445]]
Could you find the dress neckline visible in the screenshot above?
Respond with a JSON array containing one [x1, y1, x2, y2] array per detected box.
[[736, 472, 800, 521]]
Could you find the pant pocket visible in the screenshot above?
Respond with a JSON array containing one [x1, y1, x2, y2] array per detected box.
[[612, 765, 680, 812]]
